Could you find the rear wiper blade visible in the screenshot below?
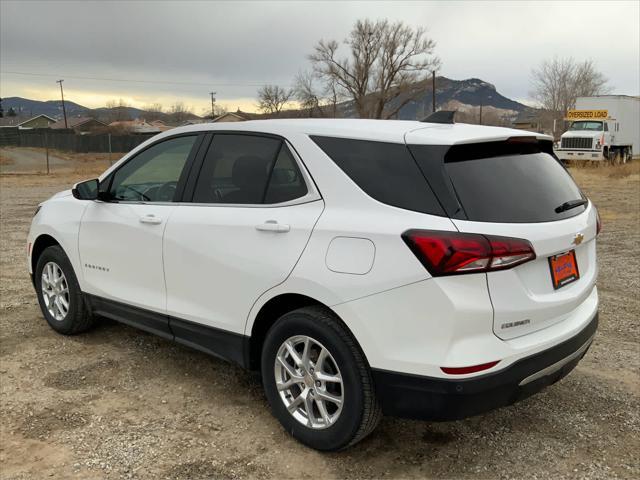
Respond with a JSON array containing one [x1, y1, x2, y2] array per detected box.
[[555, 199, 588, 213]]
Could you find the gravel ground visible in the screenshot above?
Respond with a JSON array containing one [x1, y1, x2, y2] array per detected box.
[[1, 158, 638, 479]]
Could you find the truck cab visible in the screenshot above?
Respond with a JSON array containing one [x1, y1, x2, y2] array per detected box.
[[556, 120, 610, 162]]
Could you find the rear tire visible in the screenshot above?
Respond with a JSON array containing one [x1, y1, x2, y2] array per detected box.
[[35, 245, 94, 335], [261, 306, 381, 451]]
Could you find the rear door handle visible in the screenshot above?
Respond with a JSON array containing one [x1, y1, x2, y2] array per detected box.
[[255, 220, 290, 233], [139, 214, 163, 225]]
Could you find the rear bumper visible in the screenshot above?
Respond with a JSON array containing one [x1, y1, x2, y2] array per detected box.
[[372, 312, 598, 421]]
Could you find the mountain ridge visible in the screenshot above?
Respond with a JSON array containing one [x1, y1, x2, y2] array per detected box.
[[1, 76, 528, 122]]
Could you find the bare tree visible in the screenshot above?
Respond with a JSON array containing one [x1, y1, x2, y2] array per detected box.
[[309, 19, 439, 119], [201, 104, 228, 119], [531, 57, 609, 136], [293, 71, 345, 117], [293, 71, 322, 116], [141, 103, 164, 121], [105, 98, 132, 122], [168, 102, 192, 123], [257, 85, 293, 114]]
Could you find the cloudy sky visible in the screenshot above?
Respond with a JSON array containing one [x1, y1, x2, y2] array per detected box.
[[1, 0, 638, 114]]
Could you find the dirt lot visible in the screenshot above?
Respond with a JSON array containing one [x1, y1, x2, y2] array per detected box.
[[1, 152, 639, 479]]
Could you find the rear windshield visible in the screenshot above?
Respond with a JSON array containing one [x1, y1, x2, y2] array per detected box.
[[311, 136, 444, 216], [444, 152, 586, 223]]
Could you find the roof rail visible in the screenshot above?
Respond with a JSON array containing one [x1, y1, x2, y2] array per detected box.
[[420, 110, 456, 124]]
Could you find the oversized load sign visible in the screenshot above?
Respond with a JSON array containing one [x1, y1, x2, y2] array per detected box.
[[566, 109, 609, 120]]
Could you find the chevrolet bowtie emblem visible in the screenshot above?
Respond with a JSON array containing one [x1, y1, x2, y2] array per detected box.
[[573, 233, 584, 246]]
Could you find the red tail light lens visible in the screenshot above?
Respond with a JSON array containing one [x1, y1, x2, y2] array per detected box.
[[441, 360, 499, 375], [402, 230, 536, 276]]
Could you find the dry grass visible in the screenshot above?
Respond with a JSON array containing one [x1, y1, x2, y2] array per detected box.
[[0, 151, 13, 166], [568, 158, 640, 179]]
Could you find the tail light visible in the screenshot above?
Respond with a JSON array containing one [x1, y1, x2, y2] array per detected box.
[[402, 230, 536, 276], [596, 209, 602, 235], [441, 361, 499, 375]]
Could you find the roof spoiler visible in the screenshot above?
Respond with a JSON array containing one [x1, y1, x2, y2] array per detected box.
[[420, 110, 456, 124]]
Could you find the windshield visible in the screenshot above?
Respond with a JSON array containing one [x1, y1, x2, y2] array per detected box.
[[569, 121, 603, 131]]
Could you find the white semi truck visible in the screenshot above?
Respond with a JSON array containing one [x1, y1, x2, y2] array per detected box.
[[555, 95, 639, 163]]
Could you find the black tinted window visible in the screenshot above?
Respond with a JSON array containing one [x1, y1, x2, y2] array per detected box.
[[311, 136, 444, 215], [110, 135, 196, 202], [444, 152, 585, 223], [192, 134, 281, 204], [264, 146, 308, 203]]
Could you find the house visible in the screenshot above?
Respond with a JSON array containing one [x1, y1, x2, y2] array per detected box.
[[212, 109, 259, 122], [149, 120, 173, 132], [513, 110, 543, 133], [50, 116, 107, 133], [109, 119, 162, 134], [180, 110, 259, 126], [0, 114, 57, 129]]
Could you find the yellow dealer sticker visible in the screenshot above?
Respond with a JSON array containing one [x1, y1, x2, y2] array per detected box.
[[566, 110, 608, 120]]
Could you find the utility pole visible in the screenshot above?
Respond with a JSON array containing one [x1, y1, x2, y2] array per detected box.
[[57, 80, 68, 129], [431, 71, 436, 113], [209, 91, 216, 119], [479, 95, 492, 125]]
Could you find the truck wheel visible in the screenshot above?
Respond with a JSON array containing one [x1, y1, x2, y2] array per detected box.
[[610, 149, 620, 165], [35, 245, 95, 335], [261, 306, 381, 451]]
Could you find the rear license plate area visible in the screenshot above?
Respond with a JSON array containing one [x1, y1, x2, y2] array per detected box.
[[548, 250, 579, 289]]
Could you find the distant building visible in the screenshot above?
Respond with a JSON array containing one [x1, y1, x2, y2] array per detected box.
[[0, 114, 57, 129], [149, 120, 173, 132], [513, 110, 544, 133], [211, 110, 256, 122], [50, 116, 107, 133], [180, 118, 210, 126], [109, 119, 162, 134]]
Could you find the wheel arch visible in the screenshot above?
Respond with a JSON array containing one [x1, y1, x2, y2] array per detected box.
[[31, 233, 62, 274], [246, 293, 367, 372]]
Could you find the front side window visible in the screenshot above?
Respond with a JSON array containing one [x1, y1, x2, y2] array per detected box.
[[109, 135, 196, 202], [192, 134, 307, 204]]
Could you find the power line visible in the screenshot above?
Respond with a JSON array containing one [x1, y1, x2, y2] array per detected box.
[[1, 70, 273, 88]]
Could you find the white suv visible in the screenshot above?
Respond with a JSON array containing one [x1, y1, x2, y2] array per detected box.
[[28, 118, 599, 450]]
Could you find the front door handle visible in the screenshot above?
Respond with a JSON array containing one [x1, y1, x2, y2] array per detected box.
[[255, 220, 290, 233], [139, 214, 162, 225]]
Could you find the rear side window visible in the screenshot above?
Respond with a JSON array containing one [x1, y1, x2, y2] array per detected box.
[[443, 151, 585, 223], [192, 134, 308, 205], [311, 136, 444, 216], [264, 146, 308, 203]]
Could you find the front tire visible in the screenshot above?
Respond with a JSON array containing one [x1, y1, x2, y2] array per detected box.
[[261, 306, 381, 451], [35, 245, 94, 335]]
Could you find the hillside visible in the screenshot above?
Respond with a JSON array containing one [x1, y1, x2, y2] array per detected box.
[[1, 97, 199, 124], [1, 76, 528, 123], [336, 77, 527, 120]]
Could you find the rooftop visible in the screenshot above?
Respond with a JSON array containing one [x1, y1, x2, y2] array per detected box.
[[159, 118, 550, 145]]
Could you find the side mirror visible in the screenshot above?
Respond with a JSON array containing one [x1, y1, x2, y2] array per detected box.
[[72, 178, 99, 200]]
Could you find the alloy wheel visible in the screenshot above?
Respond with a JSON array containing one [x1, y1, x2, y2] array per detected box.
[[274, 335, 344, 429], [41, 261, 70, 321]]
